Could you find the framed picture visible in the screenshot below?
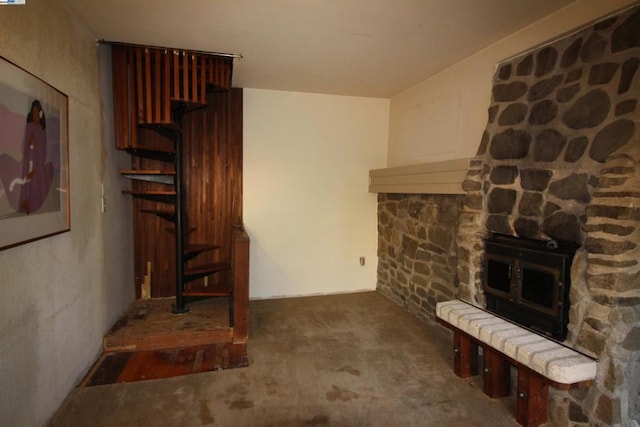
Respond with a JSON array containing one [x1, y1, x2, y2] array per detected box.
[[0, 56, 69, 250]]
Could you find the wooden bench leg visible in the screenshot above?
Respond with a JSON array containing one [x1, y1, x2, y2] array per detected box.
[[516, 367, 549, 427], [453, 331, 478, 377], [482, 346, 510, 398]]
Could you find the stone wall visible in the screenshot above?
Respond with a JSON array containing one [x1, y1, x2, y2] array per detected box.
[[455, 6, 640, 425], [377, 193, 463, 321]]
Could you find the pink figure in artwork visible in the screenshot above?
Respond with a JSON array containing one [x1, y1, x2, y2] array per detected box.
[[0, 100, 54, 215]]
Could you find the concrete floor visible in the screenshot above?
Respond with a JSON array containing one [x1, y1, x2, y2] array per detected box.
[[50, 291, 520, 426]]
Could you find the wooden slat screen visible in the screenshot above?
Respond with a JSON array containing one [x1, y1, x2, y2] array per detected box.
[[153, 50, 161, 121], [199, 55, 206, 102], [135, 48, 144, 125], [111, 44, 234, 140], [144, 49, 152, 123], [172, 50, 180, 108], [181, 50, 189, 102], [111, 45, 130, 149], [163, 51, 170, 122], [191, 54, 198, 103]]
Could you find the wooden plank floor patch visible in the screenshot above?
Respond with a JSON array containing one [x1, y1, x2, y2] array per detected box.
[[103, 297, 233, 352], [80, 343, 248, 387]]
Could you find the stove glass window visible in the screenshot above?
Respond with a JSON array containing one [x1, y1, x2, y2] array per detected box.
[[521, 266, 555, 309], [486, 258, 511, 294]]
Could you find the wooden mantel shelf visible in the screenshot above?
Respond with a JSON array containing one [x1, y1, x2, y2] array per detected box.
[[368, 158, 470, 194]]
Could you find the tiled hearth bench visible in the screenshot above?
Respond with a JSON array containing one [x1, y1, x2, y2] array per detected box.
[[436, 300, 597, 427]]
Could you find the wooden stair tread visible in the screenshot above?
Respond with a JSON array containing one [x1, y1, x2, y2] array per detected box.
[[122, 190, 176, 196], [185, 243, 221, 254], [141, 208, 174, 214], [184, 262, 230, 276], [120, 170, 175, 185], [141, 208, 176, 222], [123, 190, 176, 204], [127, 146, 177, 155], [170, 98, 208, 112], [123, 190, 176, 203], [165, 226, 196, 235], [184, 243, 220, 261], [182, 289, 231, 297], [182, 282, 232, 297], [125, 147, 177, 162], [137, 122, 181, 132], [136, 98, 211, 131], [120, 170, 176, 175]]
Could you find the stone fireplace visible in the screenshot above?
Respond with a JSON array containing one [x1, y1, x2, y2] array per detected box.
[[378, 5, 639, 425]]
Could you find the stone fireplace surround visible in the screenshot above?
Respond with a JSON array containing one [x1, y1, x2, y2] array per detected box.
[[377, 5, 639, 425]]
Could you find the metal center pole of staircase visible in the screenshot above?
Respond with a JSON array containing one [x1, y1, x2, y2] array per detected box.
[[172, 129, 188, 314]]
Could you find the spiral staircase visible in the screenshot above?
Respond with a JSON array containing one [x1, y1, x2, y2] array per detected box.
[[110, 44, 248, 342]]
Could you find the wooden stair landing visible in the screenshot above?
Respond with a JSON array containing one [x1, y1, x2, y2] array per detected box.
[[103, 298, 233, 352], [80, 297, 247, 387]]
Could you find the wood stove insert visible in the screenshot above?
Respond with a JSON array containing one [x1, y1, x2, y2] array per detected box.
[[482, 233, 578, 341]]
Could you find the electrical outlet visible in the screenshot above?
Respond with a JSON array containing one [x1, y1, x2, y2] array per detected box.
[[359, 257, 365, 266]]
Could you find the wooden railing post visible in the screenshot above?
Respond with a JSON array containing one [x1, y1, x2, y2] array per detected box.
[[232, 225, 250, 343]]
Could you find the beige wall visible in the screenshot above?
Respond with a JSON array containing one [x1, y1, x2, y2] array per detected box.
[[388, 0, 637, 167], [0, 1, 134, 425], [244, 89, 388, 299]]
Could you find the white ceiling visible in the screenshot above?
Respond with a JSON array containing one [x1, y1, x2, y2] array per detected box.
[[62, 0, 577, 98]]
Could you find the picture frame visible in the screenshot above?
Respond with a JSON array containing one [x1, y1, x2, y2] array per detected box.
[[0, 56, 69, 250]]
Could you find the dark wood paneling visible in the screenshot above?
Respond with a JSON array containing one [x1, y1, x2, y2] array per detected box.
[[130, 129, 178, 298], [179, 89, 239, 295], [229, 88, 243, 223], [128, 89, 242, 298], [111, 46, 129, 149]]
